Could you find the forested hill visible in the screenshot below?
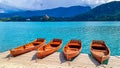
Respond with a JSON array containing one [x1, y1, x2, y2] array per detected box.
[[72, 1, 120, 21]]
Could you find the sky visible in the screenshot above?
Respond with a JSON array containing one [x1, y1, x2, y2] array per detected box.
[[0, 0, 120, 10]]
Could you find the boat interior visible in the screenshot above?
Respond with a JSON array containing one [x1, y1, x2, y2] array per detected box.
[[69, 40, 81, 44], [52, 39, 62, 43], [32, 43, 40, 46], [49, 39, 62, 47], [50, 44, 60, 47], [36, 38, 45, 42], [68, 45, 80, 51], [91, 41, 109, 55], [12, 46, 25, 51]]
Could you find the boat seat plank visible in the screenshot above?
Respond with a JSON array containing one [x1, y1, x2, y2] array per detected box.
[[24, 44, 34, 49]]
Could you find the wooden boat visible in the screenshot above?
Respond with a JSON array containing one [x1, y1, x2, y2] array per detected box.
[[10, 38, 46, 57], [63, 40, 82, 61], [37, 39, 62, 59], [90, 40, 110, 64]]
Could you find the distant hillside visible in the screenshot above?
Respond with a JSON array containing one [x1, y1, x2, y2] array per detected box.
[[0, 6, 91, 18], [72, 1, 120, 21]]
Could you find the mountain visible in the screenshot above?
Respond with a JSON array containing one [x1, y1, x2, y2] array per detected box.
[[0, 6, 91, 18], [0, 3, 24, 13], [72, 1, 120, 21], [1, 1, 120, 21]]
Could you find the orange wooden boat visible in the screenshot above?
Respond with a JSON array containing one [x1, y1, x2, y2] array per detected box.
[[90, 40, 110, 64], [63, 40, 82, 61], [37, 39, 62, 59], [10, 38, 46, 57]]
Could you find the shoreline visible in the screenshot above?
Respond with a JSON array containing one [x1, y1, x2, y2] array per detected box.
[[0, 51, 120, 68]]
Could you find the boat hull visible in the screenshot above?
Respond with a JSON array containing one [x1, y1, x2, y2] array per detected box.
[[10, 38, 46, 57], [37, 46, 60, 59], [90, 40, 110, 64], [37, 39, 62, 59], [64, 51, 80, 61], [63, 40, 82, 61], [91, 51, 109, 63]]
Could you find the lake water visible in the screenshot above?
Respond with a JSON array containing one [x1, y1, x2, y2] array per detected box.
[[0, 22, 120, 56]]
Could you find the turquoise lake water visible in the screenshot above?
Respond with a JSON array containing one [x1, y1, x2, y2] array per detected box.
[[0, 22, 120, 56]]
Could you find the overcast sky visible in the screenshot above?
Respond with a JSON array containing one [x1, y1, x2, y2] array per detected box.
[[0, 0, 120, 10]]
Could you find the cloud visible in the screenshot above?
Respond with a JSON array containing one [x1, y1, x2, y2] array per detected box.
[[0, 0, 119, 10], [0, 9, 5, 13], [0, 0, 43, 10]]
